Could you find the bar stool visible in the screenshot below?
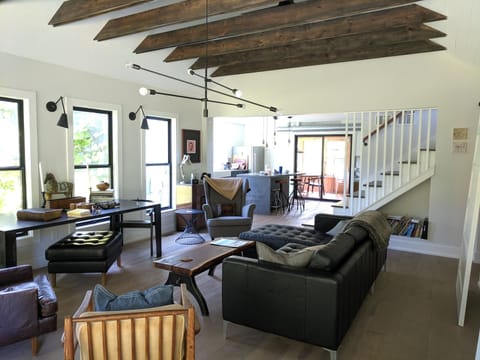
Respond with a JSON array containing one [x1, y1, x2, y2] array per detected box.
[[288, 178, 305, 212], [276, 179, 289, 214], [271, 186, 283, 215]]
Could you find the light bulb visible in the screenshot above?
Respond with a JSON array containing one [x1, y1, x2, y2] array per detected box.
[[125, 63, 140, 70], [233, 89, 242, 98], [139, 87, 149, 96]]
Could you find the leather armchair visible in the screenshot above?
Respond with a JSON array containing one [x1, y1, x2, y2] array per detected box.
[[202, 177, 256, 239], [0, 264, 58, 355]]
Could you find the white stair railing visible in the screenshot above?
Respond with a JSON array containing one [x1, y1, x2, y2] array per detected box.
[[335, 108, 437, 216]]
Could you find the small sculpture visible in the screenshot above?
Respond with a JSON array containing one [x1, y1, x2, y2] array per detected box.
[[44, 172, 74, 200], [96, 181, 110, 191]]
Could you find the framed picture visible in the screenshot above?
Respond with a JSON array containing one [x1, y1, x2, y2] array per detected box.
[[182, 129, 200, 163]]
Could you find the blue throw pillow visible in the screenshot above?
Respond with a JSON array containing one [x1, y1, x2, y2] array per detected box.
[[93, 284, 174, 311]]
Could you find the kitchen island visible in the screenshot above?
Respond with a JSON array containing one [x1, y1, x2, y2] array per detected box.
[[237, 173, 291, 215]]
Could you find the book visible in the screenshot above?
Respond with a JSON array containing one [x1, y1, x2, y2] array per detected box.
[[66, 208, 91, 218], [17, 208, 62, 221], [210, 238, 250, 248]]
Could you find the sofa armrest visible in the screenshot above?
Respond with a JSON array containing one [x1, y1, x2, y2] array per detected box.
[[314, 214, 353, 233], [0, 264, 33, 286]]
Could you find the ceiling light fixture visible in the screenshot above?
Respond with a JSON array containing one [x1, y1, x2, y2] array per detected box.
[[126, 63, 277, 114], [46, 96, 68, 128], [129, 104, 149, 130], [138, 87, 244, 109], [187, 69, 242, 97]]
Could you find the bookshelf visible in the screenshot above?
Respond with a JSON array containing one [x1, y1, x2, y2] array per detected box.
[[387, 215, 428, 240]]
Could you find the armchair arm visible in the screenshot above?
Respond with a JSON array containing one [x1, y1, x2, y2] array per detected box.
[[0, 287, 38, 345], [202, 203, 214, 220], [241, 203, 256, 218], [0, 264, 33, 286]]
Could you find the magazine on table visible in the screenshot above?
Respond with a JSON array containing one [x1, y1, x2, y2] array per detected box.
[[210, 238, 250, 248]]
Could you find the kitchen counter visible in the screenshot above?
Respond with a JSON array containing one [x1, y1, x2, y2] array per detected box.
[[237, 174, 291, 214]]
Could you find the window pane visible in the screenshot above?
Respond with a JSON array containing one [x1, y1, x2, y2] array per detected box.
[[145, 119, 169, 164], [73, 110, 110, 165], [0, 170, 23, 212], [146, 165, 170, 207], [0, 100, 20, 167]]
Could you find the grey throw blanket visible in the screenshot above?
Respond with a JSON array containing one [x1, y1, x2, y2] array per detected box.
[[344, 210, 392, 249]]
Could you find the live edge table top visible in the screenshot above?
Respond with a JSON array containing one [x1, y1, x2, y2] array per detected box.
[[153, 241, 255, 277]]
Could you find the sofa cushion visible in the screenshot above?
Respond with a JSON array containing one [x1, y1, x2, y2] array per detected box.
[[94, 284, 174, 311], [257, 242, 316, 267], [326, 219, 349, 236], [308, 233, 356, 271]]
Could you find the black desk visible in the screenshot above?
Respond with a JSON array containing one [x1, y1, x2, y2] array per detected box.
[[0, 200, 162, 267]]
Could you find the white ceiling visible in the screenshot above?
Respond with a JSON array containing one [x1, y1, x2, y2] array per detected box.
[[0, 0, 479, 101]]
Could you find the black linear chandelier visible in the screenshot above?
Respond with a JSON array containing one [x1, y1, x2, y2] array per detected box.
[[126, 0, 278, 117]]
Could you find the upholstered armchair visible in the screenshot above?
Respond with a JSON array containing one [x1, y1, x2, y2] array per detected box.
[[202, 177, 256, 239], [0, 264, 58, 355], [64, 283, 197, 360]]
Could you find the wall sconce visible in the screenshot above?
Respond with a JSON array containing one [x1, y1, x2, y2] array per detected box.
[[129, 105, 149, 130], [46, 96, 68, 128]]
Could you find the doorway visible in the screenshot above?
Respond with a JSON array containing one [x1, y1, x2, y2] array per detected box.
[[294, 134, 352, 201]]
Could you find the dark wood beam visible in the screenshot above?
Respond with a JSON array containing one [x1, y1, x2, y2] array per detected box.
[[48, 0, 152, 27], [165, 4, 445, 62], [210, 40, 446, 77], [191, 25, 445, 70], [95, 0, 280, 41], [134, 0, 420, 54]]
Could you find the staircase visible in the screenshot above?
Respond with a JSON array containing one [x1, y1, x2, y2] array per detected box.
[[332, 108, 437, 216]]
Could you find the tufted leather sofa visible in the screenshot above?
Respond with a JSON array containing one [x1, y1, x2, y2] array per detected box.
[[0, 264, 57, 355], [223, 213, 388, 360]]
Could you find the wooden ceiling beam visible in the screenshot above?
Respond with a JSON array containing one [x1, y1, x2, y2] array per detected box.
[[210, 40, 446, 77], [165, 4, 445, 62], [134, 0, 419, 54], [95, 0, 280, 41], [191, 25, 445, 70], [48, 0, 152, 27]]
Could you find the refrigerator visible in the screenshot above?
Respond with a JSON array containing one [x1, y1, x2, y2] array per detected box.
[[232, 146, 265, 173]]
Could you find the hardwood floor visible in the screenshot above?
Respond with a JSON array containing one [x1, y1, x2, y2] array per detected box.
[[1, 200, 479, 359]]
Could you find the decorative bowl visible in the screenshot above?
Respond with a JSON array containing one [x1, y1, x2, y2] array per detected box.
[[96, 182, 109, 191]]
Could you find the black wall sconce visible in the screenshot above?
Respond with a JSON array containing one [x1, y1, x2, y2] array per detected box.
[[46, 96, 68, 128], [129, 105, 149, 130]]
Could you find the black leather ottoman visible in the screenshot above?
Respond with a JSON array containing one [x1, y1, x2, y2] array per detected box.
[[45, 230, 122, 286]]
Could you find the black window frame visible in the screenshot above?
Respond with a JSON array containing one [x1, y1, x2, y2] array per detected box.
[[145, 115, 173, 210], [0, 96, 26, 210], [72, 106, 114, 187]]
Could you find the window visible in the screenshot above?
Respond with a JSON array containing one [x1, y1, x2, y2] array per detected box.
[[0, 97, 26, 212], [73, 107, 113, 198], [144, 116, 172, 209]]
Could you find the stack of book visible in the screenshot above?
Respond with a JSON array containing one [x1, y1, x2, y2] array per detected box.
[[89, 190, 114, 204], [387, 215, 428, 239]]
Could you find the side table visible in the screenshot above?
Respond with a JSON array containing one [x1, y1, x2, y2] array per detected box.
[[175, 209, 205, 245]]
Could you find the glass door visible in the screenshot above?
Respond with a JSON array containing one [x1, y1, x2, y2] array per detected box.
[[294, 135, 351, 201]]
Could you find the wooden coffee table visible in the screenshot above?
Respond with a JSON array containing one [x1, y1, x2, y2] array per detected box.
[[154, 239, 254, 316]]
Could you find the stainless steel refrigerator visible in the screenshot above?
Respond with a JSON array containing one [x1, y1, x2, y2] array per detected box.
[[232, 146, 265, 173]]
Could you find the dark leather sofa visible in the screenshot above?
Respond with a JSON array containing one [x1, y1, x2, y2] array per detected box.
[[222, 213, 389, 360]]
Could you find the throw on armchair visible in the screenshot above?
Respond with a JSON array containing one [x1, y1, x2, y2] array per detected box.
[[0, 264, 58, 355], [202, 177, 256, 239]]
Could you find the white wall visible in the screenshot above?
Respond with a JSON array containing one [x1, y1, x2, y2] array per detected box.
[[0, 52, 205, 268], [211, 51, 480, 258]]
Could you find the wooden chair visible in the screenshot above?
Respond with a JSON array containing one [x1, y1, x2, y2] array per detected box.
[[64, 284, 196, 360]]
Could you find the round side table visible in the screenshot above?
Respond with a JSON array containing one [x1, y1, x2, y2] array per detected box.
[[175, 209, 205, 245]]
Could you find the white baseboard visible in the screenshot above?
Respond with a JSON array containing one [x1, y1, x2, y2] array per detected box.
[[389, 235, 460, 260]]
